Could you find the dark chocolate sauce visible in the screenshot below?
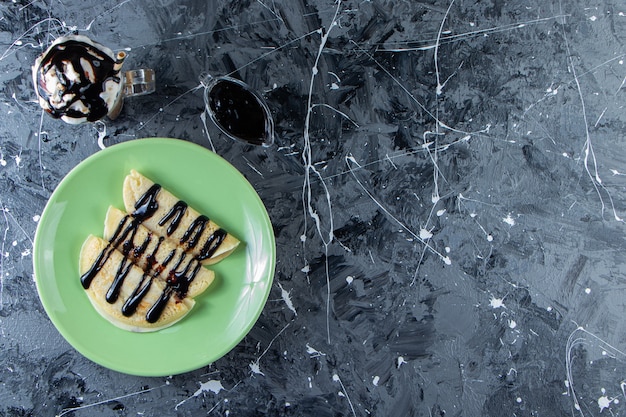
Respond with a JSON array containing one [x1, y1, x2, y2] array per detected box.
[[80, 247, 111, 289], [133, 184, 161, 220], [34, 40, 120, 122], [122, 275, 154, 317], [146, 287, 173, 323], [208, 79, 269, 145], [80, 215, 136, 290], [159, 201, 188, 236], [105, 257, 133, 303], [180, 215, 208, 250], [197, 229, 227, 261], [82, 181, 230, 324]]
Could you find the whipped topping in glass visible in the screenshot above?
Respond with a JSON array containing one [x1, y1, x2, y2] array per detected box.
[[32, 35, 127, 124]]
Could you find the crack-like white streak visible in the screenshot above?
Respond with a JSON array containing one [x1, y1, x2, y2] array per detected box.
[[56, 384, 165, 417], [456, 193, 495, 245], [0, 201, 9, 309], [224, 29, 320, 79], [0, 199, 36, 309], [139, 84, 202, 131], [2, 205, 34, 248], [37, 109, 47, 192], [300, 1, 343, 346], [131, 16, 289, 49], [323, 134, 473, 183], [199, 111, 216, 152], [311, 103, 359, 127], [350, 40, 490, 139], [332, 373, 357, 417], [434, 0, 456, 95], [0, 17, 63, 61], [346, 155, 451, 266], [565, 325, 626, 417], [558, 2, 623, 222], [376, 14, 570, 52], [249, 322, 291, 376], [256, 0, 284, 25]]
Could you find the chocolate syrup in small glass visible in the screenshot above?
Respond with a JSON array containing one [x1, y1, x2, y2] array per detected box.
[[208, 79, 268, 146]]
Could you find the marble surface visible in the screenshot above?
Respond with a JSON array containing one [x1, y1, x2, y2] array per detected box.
[[2, 0, 626, 416]]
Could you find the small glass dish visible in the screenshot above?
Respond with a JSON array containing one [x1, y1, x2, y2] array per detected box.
[[202, 74, 274, 147]]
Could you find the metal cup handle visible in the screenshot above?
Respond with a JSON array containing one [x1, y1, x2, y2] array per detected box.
[[124, 69, 156, 97]]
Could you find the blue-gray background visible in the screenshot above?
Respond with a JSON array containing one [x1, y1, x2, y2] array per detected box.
[[1, 1, 626, 416]]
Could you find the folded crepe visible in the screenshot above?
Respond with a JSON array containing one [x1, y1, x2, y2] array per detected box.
[[123, 169, 240, 265], [79, 235, 194, 332], [78, 170, 241, 332]]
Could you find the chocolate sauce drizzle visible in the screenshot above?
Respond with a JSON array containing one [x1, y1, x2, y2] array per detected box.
[[34, 39, 122, 122], [80, 182, 228, 324]]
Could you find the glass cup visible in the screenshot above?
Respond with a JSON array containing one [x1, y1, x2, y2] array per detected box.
[[201, 74, 274, 147], [32, 34, 155, 124]]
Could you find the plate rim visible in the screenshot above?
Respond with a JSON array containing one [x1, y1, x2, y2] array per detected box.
[[33, 137, 276, 376]]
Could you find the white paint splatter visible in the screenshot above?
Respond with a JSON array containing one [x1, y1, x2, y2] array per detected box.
[[397, 356, 407, 368], [508, 320, 517, 329], [175, 380, 225, 410], [277, 282, 297, 316], [585, 287, 591, 294], [306, 343, 326, 358], [345, 276, 353, 284], [419, 228, 433, 240], [249, 360, 265, 375], [503, 214, 516, 226], [598, 395, 611, 412], [372, 376, 380, 386], [489, 296, 505, 309]]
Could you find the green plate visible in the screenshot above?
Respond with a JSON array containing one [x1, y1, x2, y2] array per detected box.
[[33, 138, 275, 376]]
